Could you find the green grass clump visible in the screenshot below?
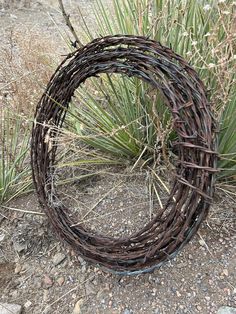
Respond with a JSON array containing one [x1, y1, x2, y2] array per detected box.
[[218, 95, 236, 183]]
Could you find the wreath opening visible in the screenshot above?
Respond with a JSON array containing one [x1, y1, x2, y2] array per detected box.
[[31, 35, 217, 275]]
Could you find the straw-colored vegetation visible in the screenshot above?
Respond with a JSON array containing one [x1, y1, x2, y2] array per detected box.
[[0, 27, 57, 203]]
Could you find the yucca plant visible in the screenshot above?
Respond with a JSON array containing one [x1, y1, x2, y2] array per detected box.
[[67, 76, 172, 161], [59, 0, 235, 183], [218, 94, 236, 184], [0, 108, 31, 203]]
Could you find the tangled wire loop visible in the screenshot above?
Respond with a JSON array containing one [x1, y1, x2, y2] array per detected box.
[[31, 35, 218, 275]]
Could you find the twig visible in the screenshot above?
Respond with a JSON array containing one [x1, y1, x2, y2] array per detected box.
[[153, 183, 164, 209], [197, 231, 214, 258], [0, 212, 9, 220], [71, 201, 149, 226], [71, 181, 122, 227], [131, 146, 147, 171], [1, 205, 45, 216], [58, 0, 83, 48]]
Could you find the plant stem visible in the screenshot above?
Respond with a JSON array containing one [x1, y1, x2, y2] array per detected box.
[[58, 0, 84, 48]]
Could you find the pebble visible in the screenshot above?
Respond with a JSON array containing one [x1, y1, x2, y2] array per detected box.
[[152, 288, 157, 296], [53, 253, 66, 266], [43, 275, 53, 288], [56, 276, 65, 286], [78, 256, 86, 266], [0, 302, 22, 314], [24, 300, 32, 309], [199, 239, 205, 247], [10, 14, 18, 19], [14, 264, 22, 274], [70, 250, 76, 257], [123, 309, 131, 314], [73, 299, 84, 314], [222, 269, 229, 277], [217, 306, 236, 314]]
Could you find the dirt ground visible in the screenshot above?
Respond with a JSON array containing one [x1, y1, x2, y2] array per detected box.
[[0, 1, 236, 314]]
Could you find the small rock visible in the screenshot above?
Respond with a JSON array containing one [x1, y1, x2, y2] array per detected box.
[[152, 288, 157, 296], [53, 253, 66, 266], [43, 275, 53, 288], [14, 264, 22, 274], [73, 299, 83, 314], [123, 309, 132, 314], [0, 302, 22, 314], [222, 269, 229, 277], [199, 239, 205, 247], [24, 300, 32, 309], [176, 291, 182, 297], [217, 306, 236, 314], [78, 256, 86, 266], [56, 276, 65, 286], [10, 14, 18, 19], [70, 250, 76, 257]]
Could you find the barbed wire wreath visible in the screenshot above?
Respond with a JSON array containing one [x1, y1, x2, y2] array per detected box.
[[31, 35, 218, 275]]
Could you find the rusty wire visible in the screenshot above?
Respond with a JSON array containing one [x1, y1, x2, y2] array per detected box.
[[31, 35, 218, 275]]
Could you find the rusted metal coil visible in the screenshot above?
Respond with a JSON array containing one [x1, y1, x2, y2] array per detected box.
[[31, 35, 217, 275]]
